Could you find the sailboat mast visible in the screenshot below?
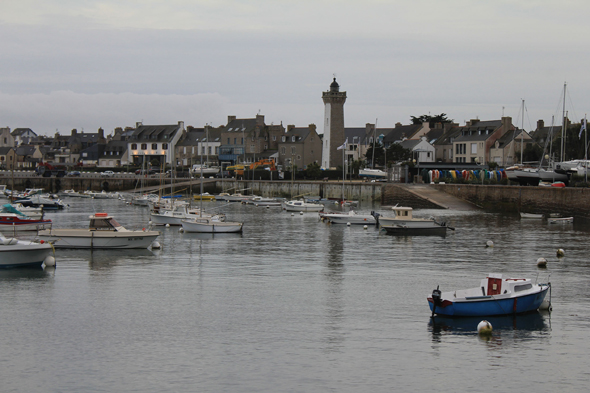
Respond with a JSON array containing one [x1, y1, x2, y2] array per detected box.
[[561, 82, 567, 162], [520, 99, 524, 164]]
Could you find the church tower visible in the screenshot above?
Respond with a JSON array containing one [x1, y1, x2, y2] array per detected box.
[[321, 77, 346, 169]]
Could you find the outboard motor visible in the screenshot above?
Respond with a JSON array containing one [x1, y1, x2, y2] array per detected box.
[[431, 285, 442, 317]]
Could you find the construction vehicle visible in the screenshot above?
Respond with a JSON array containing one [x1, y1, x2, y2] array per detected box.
[[228, 159, 277, 177]]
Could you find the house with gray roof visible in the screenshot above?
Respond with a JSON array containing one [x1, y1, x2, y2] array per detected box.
[[399, 137, 435, 164], [127, 121, 184, 166], [99, 140, 130, 167], [11, 128, 37, 146], [175, 126, 222, 168], [434, 117, 516, 164], [278, 124, 321, 169]]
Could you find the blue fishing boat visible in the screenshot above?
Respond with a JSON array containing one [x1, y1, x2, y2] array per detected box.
[[428, 273, 550, 317]]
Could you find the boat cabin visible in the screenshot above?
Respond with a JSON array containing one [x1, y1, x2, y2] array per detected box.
[[392, 206, 414, 220], [89, 213, 123, 231], [480, 273, 531, 296]]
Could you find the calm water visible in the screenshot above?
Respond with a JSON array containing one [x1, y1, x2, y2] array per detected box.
[[1, 196, 589, 392]]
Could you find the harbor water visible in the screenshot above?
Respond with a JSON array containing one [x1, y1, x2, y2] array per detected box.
[[1, 196, 589, 392]]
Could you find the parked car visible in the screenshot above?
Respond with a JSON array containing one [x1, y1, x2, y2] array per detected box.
[[101, 170, 115, 177], [68, 171, 81, 177]]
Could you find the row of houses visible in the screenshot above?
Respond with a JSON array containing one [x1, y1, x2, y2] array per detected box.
[[0, 114, 566, 172]]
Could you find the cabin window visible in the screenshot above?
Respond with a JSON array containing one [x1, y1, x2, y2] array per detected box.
[[514, 283, 532, 292]]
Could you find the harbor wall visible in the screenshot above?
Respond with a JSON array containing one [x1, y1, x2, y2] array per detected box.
[[380, 184, 446, 209], [432, 184, 590, 218]]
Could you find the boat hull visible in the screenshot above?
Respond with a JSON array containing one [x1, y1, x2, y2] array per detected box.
[[326, 215, 376, 225], [0, 242, 53, 268], [181, 220, 243, 233], [38, 229, 159, 249], [382, 225, 447, 236], [282, 201, 324, 212], [428, 286, 549, 317]]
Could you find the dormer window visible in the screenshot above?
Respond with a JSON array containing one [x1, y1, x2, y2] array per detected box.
[[282, 136, 286, 142], [292, 136, 295, 142]]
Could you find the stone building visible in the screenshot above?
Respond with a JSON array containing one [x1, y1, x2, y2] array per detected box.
[[278, 124, 322, 170]]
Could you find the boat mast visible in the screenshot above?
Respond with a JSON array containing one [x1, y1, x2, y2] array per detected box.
[[371, 119, 377, 169], [561, 82, 567, 162], [520, 100, 524, 164]]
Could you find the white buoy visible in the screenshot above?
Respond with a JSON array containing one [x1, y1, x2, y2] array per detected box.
[[539, 299, 552, 311], [151, 241, 161, 249], [556, 248, 565, 258], [179, 227, 184, 233], [291, 213, 294, 216], [363, 225, 368, 230], [477, 320, 493, 335], [300, 211, 303, 215], [537, 257, 547, 268], [165, 223, 170, 228], [486, 240, 494, 248], [347, 222, 351, 226], [148, 220, 153, 226], [43, 255, 56, 267]]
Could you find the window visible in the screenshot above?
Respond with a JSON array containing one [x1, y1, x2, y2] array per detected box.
[[234, 138, 237, 144], [264, 144, 268, 150], [291, 147, 296, 154], [281, 147, 286, 154], [141, 143, 147, 150], [471, 143, 477, 154], [201, 146, 205, 154], [162, 143, 168, 150], [273, 136, 276, 141], [282, 136, 286, 142], [215, 147, 219, 154], [131, 143, 137, 150], [292, 136, 295, 142], [241, 138, 244, 144], [151, 143, 157, 149], [192, 147, 195, 154], [183, 147, 186, 154], [227, 138, 230, 144], [250, 144, 255, 151], [208, 146, 211, 155], [297, 155, 301, 160]]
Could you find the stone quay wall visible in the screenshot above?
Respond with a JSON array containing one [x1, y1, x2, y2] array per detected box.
[[380, 184, 445, 209], [432, 184, 590, 218]]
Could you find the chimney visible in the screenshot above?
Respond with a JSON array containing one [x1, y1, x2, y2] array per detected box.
[[256, 114, 265, 126], [71, 128, 78, 136], [395, 122, 402, 128], [178, 121, 184, 131], [287, 125, 295, 132], [227, 116, 236, 124], [537, 119, 544, 131], [309, 124, 316, 132]]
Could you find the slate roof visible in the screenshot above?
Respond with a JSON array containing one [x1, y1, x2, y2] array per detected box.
[[0, 147, 12, 155], [284, 127, 311, 143], [131, 124, 181, 142]]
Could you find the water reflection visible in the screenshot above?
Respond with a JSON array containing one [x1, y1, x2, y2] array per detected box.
[[322, 227, 346, 352], [54, 249, 155, 270], [429, 312, 551, 344], [0, 266, 51, 281]]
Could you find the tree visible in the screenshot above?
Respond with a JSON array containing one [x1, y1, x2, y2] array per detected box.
[[410, 113, 452, 127], [305, 162, 322, 179], [385, 144, 412, 164]]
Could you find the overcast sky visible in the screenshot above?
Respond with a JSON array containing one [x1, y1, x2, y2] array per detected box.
[[1, 0, 589, 137]]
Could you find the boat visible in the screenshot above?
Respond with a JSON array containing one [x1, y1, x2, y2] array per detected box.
[[372, 206, 450, 235], [247, 196, 283, 207], [38, 213, 160, 249], [150, 203, 212, 226], [15, 194, 67, 210], [132, 193, 159, 206], [190, 164, 220, 177], [0, 212, 52, 232], [3, 203, 43, 220], [193, 192, 216, 201], [428, 273, 551, 317], [520, 212, 544, 219], [321, 210, 376, 225], [359, 168, 387, 179], [548, 216, 573, 224], [0, 233, 54, 268], [282, 199, 324, 212], [181, 216, 243, 233]]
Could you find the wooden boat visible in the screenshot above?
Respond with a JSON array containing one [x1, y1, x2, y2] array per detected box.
[[428, 273, 551, 317], [520, 212, 544, 219], [193, 193, 216, 201], [548, 216, 573, 224], [0, 233, 54, 268], [38, 213, 160, 249]]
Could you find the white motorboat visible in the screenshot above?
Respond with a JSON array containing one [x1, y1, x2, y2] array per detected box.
[[0, 233, 54, 268], [0, 212, 52, 232], [247, 196, 283, 207], [38, 212, 160, 249], [181, 216, 243, 233], [548, 216, 573, 224], [132, 194, 159, 206], [373, 206, 450, 235], [359, 168, 387, 179], [321, 210, 376, 225], [150, 203, 212, 226], [282, 200, 324, 212], [520, 212, 544, 219]]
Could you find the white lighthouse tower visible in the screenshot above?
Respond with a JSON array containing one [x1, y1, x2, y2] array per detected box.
[[321, 78, 346, 169]]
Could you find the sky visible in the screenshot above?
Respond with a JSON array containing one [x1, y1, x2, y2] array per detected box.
[[1, 0, 589, 137]]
